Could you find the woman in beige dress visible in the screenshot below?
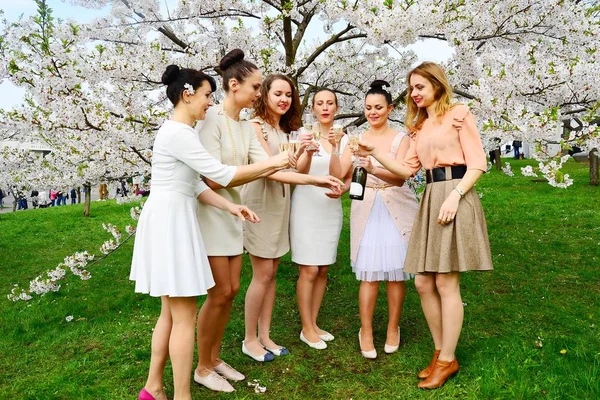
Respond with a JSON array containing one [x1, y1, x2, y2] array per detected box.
[[241, 74, 308, 361], [194, 50, 341, 393], [330, 80, 418, 359], [356, 62, 493, 389]]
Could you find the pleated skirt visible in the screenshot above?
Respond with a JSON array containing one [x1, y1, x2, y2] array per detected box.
[[404, 179, 493, 274]]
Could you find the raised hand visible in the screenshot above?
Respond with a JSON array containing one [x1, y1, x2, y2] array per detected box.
[[272, 150, 290, 169], [355, 140, 375, 157]]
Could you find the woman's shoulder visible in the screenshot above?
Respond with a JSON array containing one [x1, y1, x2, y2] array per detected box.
[[447, 103, 471, 119]]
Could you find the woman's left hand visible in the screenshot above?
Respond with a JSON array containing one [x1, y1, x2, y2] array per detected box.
[[227, 204, 261, 223], [437, 191, 461, 225], [357, 156, 375, 174]]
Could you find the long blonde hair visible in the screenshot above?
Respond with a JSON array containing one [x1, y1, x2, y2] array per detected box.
[[404, 62, 454, 133]]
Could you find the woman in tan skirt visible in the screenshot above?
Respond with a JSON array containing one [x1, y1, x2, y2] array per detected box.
[[356, 62, 493, 389]]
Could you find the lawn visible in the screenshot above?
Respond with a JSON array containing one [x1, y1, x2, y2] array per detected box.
[[0, 158, 598, 399]]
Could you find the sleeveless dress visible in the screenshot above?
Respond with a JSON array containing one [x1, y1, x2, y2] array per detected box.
[[130, 120, 237, 297], [241, 118, 291, 259], [290, 136, 348, 266], [351, 133, 419, 281], [196, 105, 269, 256]]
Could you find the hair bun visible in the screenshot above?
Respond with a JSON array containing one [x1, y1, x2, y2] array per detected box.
[[219, 49, 245, 71], [370, 79, 390, 90], [161, 65, 180, 85]]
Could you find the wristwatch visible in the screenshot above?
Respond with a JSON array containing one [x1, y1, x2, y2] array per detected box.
[[454, 187, 464, 198]]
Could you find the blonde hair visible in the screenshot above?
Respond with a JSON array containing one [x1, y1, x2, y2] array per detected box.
[[404, 62, 454, 133]]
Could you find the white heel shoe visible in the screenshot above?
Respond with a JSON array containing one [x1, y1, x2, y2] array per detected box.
[[359, 329, 377, 359], [300, 331, 327, 350], [384, 326, 400, 354]]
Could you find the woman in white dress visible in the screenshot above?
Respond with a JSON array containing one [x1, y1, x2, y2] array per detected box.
[[130, 65, 289, 400], [290, 89, 349, 350], [330, 80, 419, 359], [194, 50, 341, 391]]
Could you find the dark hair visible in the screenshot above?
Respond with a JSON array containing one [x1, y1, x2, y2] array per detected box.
[[253, 74, 302, 132], [161, 65, 217, 106], [366, 80, 393, 105], [218, 49, 259, 91], [311, 88, 338, 107]]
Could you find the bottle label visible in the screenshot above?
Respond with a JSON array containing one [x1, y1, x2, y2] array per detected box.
[[349, 182, 364, 197]]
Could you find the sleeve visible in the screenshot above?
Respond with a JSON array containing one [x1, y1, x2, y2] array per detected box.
[[247, 122, 269, 163], [197, 109, 223, 162], [194, 180, 211, 198], [454, 109, 487, 172], [400, 134, 422, 176], [168, 127, 236, 187]]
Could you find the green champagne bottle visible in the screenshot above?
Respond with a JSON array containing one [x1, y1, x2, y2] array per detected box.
[[349, 165, 367, 200]]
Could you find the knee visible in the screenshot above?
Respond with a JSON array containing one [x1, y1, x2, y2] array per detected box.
[[316, 266, 329, 279], [299, 267, 319, 283], [415, 275, 435, 296], [435, 275, 460, 297], [210, 286, 237, 305]]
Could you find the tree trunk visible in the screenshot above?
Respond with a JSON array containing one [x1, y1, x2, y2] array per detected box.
[[590, 147, 599, 186], [83, 184, 91, 217], [77, 187, 82, 203], [494, 148, 502, 170]]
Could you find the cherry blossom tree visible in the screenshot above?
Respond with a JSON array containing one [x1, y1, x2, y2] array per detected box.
[[1, 0, 598, 200]]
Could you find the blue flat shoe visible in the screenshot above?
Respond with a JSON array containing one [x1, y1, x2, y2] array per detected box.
[[242, 341, 275, 362], [263, 345, 290, 356]]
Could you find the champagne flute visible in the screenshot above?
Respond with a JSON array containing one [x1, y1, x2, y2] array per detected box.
[[312, 122, 322, 157], [332, 123, 344, 156], [289, 130, 300, 155], [348, 127, 361, 166]]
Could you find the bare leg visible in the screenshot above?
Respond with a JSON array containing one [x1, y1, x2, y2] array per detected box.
[[297, 265, 320, 342], [385, 281, 405, 346], [244, 255, 276, 354], [167, 296, 197, 400], [211, 255, 242, 366], [435, 272, 463, 361], [415, 273, 442, 350], [143, 297, 171, 400], [311, 266, 329, 335], [258, 259, 280, 349], [196, 256, 241, 376], [359, 280, 379, 351]]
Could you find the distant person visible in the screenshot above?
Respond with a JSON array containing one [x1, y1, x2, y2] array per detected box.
[[49, 189, 57, 206], [31, 190, 39, 208], [61, 190, 67, 205], [55, 190, 63, 206], [512, 140, 522, 159], [17, 188, 28, 210], [70, 188, 77, 204], [0, 188, 4, 208]]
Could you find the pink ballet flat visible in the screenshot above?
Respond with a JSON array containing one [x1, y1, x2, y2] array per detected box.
[[138, 388, 156, 400]]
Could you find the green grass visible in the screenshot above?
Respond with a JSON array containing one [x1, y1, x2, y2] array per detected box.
[[1, 159, 599, 399]]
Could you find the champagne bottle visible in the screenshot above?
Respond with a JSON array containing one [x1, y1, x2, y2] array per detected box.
[[349, 165, 367, 201]]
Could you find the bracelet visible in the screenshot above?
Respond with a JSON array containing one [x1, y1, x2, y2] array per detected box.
[[454, 187, 464, 198]]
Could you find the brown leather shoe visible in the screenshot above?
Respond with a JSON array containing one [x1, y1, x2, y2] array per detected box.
[[417, 349, 441, 379], [418, 358, 459, 389]]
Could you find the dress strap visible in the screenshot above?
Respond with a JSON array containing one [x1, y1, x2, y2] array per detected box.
[[390, 133, 405, 156]]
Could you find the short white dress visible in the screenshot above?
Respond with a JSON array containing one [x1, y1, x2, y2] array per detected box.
[[290, 137, 348, 266], [130, 120, 236, 297]]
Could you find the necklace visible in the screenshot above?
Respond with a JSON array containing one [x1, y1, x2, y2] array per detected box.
[[223, 106, 248, 166]]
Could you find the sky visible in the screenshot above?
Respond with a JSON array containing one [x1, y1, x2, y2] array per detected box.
[[0, 0, 453, 110]]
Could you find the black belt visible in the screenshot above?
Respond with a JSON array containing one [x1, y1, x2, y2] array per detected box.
[[425, 165, 467, 184]]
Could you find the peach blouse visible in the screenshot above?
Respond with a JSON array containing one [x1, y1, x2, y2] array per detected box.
[[402, 104, 487, 175]]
